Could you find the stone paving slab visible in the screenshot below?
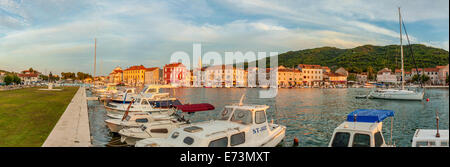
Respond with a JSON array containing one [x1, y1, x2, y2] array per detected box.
[[42, 87, 91, 147]]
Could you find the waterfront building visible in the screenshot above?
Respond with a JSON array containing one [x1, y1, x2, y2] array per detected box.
[[84, 77, 93, 83], [411, 68, 440, 85], [335, 67, 349, 77], [322, 66, 331, 73], [293, 69, 303, 86], [144, 67, 161, 85], [163, 63, 188, 87], [192, 68, 205, 87], [356, 72, 368, 84], [204, 65, 224, 87], [18, 69, 40, 85], [277, 66, 293, 87], [376, 68, 397, 83], [437, 64, 449, 85], [298, 64, 323, 86], [328, 72, 347, 85], [394, 69, 412, 82], [203, 65, 245, 87], [108, 66, 123, 84], [124, 65, 147, 86], [247, 67, 258, 87], [277, 66, 302, 87]]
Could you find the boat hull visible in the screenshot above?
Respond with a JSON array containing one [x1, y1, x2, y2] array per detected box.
[[121, 136, 144, 146], [261, 125, 286, 147], [105, 121, 123, 133], [369, 90, 424, 100]]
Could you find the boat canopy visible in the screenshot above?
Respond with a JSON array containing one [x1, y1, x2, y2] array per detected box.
[[346, 109, 395, 123], [175, 103, 215, 113]]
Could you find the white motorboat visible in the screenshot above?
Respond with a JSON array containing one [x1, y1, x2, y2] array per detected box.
[[105, 112, 176, 133], [411, 129, 448, 147], [119, 120, 188, 145], [135, 104, 286, 147], [110, 88, 137, 103], [368, 8, 424, 101], [104, 94, 181, 114], [329, 109, 395, 147], [411, 112, 449, 147], [118, 103, 215, 145]]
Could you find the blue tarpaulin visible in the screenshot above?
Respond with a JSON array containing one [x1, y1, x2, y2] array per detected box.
[[346, 109, 395, 123]]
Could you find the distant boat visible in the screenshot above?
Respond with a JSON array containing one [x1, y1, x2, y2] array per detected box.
[[368, 8, 424, 101]]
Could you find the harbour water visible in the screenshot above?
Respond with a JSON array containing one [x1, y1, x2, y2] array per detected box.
[[87, 88, 449, 147]]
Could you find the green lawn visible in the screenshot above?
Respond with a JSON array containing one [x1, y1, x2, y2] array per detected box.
[[0, 87, 78, 147]]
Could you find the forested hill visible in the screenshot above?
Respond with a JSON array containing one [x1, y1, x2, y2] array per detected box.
[[261, 44, 448, 72]]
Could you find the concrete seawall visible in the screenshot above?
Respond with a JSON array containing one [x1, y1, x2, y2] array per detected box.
[[42, 87, 91, 147]]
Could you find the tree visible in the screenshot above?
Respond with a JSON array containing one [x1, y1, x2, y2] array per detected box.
[[412, 74, 430, 84], [61, 72, 76, 80], [29, 68, 34, 73], [446, 74, 449, 84], [12, 75, 21, 84], [49, 72, 53, 82], [367, 66, 375, 81], [347, 73, 357, 81], [39, 74, 48, 81], [3, 75, 12, 85]]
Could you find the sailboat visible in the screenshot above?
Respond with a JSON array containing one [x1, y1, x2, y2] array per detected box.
[[368, 8, 424, 101]]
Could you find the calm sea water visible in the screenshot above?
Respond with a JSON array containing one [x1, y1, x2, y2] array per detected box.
[[87, 88, 449, 147]]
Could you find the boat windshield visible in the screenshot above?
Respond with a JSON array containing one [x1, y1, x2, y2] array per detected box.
[[230, 109, 252, 125], [218, 108, 233, 120], [141, 86, 149, 94]]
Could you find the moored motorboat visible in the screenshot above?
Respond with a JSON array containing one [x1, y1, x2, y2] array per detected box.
[[135, 104, 286, 147], [329, 109, 395, 147], [105, 112, 175, 133], [412, 112, 449, 147], [118, 103, 215, 145]]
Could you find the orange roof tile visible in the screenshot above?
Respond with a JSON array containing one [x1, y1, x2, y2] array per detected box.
[[298, 64, 322, 69], [124, 65, 146, 71], [164, 62, 185, 68]]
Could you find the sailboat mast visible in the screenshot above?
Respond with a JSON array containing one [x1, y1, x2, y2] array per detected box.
[[399, 7, 404, 90], [94, 38, 97, 86]]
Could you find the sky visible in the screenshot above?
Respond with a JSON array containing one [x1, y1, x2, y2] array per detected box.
[[0, 0, 448, 76]]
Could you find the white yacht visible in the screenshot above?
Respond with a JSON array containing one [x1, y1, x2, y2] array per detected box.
[[368, 8, 424, 101], [329, 109, 395, 147], [135, 104, 286, 147], [368, 88, 424, 100]]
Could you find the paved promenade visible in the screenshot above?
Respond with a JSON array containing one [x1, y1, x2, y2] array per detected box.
[[42, 87, 91, 147]]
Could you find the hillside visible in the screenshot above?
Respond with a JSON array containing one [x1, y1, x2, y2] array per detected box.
[[256, 44, 448, 72]]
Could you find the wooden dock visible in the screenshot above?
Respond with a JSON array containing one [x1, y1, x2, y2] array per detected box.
[[42, 87, 91, 147]]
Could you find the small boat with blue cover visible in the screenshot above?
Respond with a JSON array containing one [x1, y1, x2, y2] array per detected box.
[[329, 109, 395, 147]]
